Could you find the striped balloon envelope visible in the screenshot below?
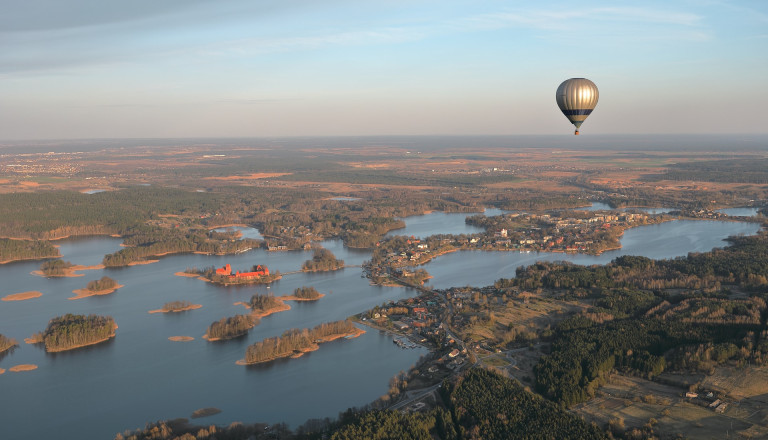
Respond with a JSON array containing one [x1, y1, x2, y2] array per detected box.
[[556, 78, 598, 135]]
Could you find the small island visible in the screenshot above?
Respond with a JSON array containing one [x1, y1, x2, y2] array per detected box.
[[283, 286, 325, 301], [32, 259, 104, 278], [9, 364, 38, 372], [185, 263, 282, 286], [168, 336, 194, 342], [301, 248, 345, 272], [2, 291, 43, 302], [70, 276, 123, 300], [28, 313, 117, 352], [242, 294, 290, 318], [39, 259, 76, 276], [237, 320, 364, 365], [148, 300, 202, 314], [203, 315, 258, 341], [236, 288, 325, 319]]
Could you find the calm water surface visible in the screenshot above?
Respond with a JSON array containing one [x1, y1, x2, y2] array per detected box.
[[0, 215, 762, 440], [717, 207, 761, 217]]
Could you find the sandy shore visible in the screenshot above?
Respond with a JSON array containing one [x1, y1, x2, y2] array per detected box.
[[2, 291, 43, 301], [69, 284, 124, 300], [236, 327, 365, 366], [0, 368, 4, 374], [149, 304, 202, 314], [9, 364, 38, 372], [174, 271, 203, 278], [169, 336, 194, 342]]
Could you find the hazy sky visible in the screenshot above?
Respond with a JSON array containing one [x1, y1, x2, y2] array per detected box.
[[1, 0, 767, 140]]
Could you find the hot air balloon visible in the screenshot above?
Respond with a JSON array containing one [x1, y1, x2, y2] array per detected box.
[[556, 78, 598, 135]]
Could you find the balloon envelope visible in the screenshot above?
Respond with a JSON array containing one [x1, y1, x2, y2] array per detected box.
[[556, 78, 598, 134]]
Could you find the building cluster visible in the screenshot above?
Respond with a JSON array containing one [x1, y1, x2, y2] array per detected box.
[[214, 263, 269, 279], [685, 390, 728, 414]]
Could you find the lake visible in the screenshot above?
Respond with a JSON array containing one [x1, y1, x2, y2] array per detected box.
[[0, 214, 762, 440]]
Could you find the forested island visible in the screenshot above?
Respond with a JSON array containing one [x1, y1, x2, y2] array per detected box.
[[70, 276, 122, 299], [240, 288, 324, 319], [288, 286, 323, 300], [301, 248, 344, 272], [38, 259, 75, 276], [239, 320, 363, 365], [204, 315, 258, 341], [29, 314, 116, 352], [245, 294, 289, 317], [149, 300, 202, 314]]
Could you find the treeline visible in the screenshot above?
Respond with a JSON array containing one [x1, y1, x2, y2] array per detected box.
[[205, 315, 257, 341], [33, 314, 116, 352], [302, 248, 344, 272], [643, 158, 768, 184], [293, 286, 322, 300], [40, 259, 74, 276], [86, 276, 118, 291], [534, 315, 760, 407], [0, 334, 18, 360], [0, 187, 223, 239], [243, 320, 358, 364], [103, 229, 261, 267], [0, 238, 60, 262], [504, 233, 768, 294], [447, 368, 608, 439]]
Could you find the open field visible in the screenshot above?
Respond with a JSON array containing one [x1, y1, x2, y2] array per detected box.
[[574, 372, 768, 439]]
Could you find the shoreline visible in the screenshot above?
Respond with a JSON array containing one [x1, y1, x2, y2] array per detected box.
[[2, 291, 43, 302], [169, 336, 194, 342], [236, 327, 365, 366], [149, 304, 203, 314]]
